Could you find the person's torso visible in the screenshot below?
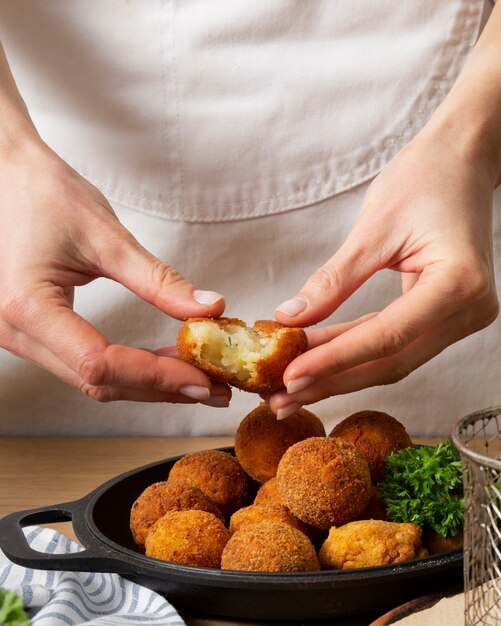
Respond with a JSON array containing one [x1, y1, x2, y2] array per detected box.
[[0, 0, 488, 221]]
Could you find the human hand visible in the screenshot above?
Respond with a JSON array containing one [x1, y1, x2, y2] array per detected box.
[[0, 142, 230, 406], [270, 127, 499, 418]]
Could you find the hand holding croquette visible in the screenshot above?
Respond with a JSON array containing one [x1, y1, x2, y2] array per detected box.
[[177, 317, 307, 394]]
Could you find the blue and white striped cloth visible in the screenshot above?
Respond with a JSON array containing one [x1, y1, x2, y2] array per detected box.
[[0, 527, 185, 625]]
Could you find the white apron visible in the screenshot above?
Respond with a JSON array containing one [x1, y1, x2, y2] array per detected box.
[[0, 0, 498, 436]]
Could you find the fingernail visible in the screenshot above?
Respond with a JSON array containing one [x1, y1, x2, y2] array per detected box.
[[276, 403, 302, 420], [202, 396, 230, 408], [276, 296, 307, 317], [179, 385, 211, 401], [193, 290, 224, 305], [287, 376, 314, 395]]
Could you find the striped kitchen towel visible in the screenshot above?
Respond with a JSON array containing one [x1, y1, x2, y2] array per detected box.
[[0, 526, 185, 625]]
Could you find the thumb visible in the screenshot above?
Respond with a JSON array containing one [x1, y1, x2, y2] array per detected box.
[[275, 238, 380, 327], [99, 227, 225, 320]]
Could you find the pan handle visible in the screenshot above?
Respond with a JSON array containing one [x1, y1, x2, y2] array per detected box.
[[0, 501, 126, 572]]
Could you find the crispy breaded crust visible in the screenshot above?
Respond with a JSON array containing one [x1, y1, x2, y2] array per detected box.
[[229, 503, 311, 538], [221, 520, 319, 572], [129, 480, 224, 549], [329, 410, 412, 483], [235, 402, 325, 483], [319, 520, 423, 570], [254, 477, 282, 506], [277, 437, 372, 529], [250, 321, 307, 393], [167, 449, 255, 518], [145, 510, 229, 567], [177, 317, 307, 394]]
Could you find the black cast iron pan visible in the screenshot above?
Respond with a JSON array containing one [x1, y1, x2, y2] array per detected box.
[[0, 447, 463, 622]]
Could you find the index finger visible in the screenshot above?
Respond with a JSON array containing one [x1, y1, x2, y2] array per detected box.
[[10, 286, 214, 397], [283, 261, 484, 384], [305, 313, 378, 349]]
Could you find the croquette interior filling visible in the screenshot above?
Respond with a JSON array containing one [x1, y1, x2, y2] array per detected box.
[[189, 322, 275, 381]]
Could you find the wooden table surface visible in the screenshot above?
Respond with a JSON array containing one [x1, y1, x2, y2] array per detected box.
[[0, 436, 442, 626]]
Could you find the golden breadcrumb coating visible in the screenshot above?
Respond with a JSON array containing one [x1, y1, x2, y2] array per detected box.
[[229, 502, 311, 538], [329, 410, 412, 483], [177, 317, 307, 394], [145, 510, 229, 568], [130, 480, 224, 549], [221, 520, 319, 572], [235, 402, 325, 483], [167, 449, 255, 518], [319, 520, 424, 570], [254, 477, 282, 506], [277, 437, 372, 529]]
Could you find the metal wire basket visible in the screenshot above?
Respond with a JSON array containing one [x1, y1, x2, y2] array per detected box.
[[452, 406, 501, 626]]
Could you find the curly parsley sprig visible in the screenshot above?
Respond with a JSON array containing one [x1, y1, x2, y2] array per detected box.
[[379, 439, 464, 538], [0, 589, 31, 626]]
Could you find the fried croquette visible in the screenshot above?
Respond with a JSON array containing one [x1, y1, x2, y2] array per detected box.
[[319, 520, 424, 570], [423, 527, 464, 554], [167, 449, 255, 518], [221, 520, 319, 572], [277, 437, 372, 529], [145, 510, 229, 568], [177, 317, 307, 394], [229, 502, 311, 538], [257, 484, 329, 546], [254, 477, 282, 506], [130, 480, 224, 549], [329, 410, 412, 483], [235, 402, 325, 483]]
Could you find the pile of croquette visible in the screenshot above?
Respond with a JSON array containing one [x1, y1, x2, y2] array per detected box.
[[130, 405, 459, 572]]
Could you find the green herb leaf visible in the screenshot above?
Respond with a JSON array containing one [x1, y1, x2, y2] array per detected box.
[[379, 439, 464, 538], [0, 589, 31, 626]]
